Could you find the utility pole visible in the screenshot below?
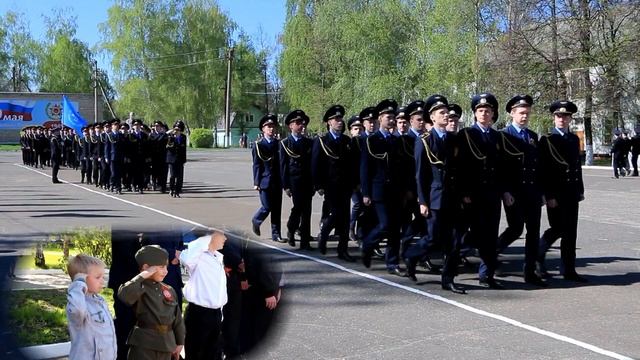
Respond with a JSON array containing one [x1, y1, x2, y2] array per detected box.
[[94, 60, 99, 124], [263, 60, 269, 114], [224, 47, 235, 148]]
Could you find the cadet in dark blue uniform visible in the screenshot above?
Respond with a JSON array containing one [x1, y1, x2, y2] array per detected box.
[[90, 124, 101, 186], [252, 114, 284, 242], [538, 101, 587, 282], [497, 95, 546, 286], [360, 99, 405, 275], [348, 114, 364, 242], [100, 122, 112, 189], [166, 120, 188, 198], [81, 126, 93, 184], [312, 105, 356, 261], [403, 95, 465, 293], [280, 110, 314, 250], [458, 93, 505, 289], [129, 119, 149, 194], [50, 128, 63, 183], [151, 121, 169, 193], [107, 120, 125, 194]]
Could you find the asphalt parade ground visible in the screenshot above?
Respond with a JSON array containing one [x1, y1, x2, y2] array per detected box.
[[1, 149, 639, 360]]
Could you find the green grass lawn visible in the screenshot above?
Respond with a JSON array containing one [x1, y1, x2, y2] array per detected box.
[[6, 288, 115, 346], [0, 144, 20, 151], [16, 249, 80, 271]]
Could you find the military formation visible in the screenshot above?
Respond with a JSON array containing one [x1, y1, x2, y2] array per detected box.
[[252, 93, 588, 294], [20, 119, 188, 197]]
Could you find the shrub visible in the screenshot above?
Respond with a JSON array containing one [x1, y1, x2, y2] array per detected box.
[[190, 128, 214, 148], [57, 227, 112, 272]]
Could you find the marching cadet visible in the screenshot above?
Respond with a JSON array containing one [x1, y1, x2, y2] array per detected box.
[[631, 126, 640, 176], [251, 114, 283, 242], [90, 124, 102, 186], [361, 107, 378, 137], [50, 128, 63, 184], [395, 107, 409, 135], [166, 120, 187, 198], [312, 105, 356, 261], [100, 122, 112, 189], [496, 95, 546, 286], [399, 101, 428, 249], [20, 127, 29, 166], [280, 110, 314, 250], [35, 126, 47, 168], [360, 99, 405, 275], [121, 123, 134, 191], [129, 119, 149, 194], [81, 126, 93, 184], [537, 100, 587, 282], [107, 120, 126, 194], [446, 104, 462, 132], [611, 129, 627, 178], [404, 95, 465, 293], [151, 121, 169, 193], [457, 93, 505, 289], [348, 115, 365, 243], [118, 245, 185, 360]]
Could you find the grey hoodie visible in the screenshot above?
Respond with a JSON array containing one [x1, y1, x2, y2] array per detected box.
[[66, 274, 117, 360]]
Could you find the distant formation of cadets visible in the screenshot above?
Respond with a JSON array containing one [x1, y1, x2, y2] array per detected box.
[[20, 119, 188, 197], [252, 94, 599, 294]]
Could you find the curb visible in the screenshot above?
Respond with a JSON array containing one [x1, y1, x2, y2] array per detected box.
[[19, 342, 70, 360]]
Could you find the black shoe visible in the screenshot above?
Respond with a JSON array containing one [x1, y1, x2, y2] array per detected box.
[[338, 251, 356, 262], [287, 231, 296, 247], [252, 222, 261, 237], [442, 282, 467, 294], [318, 238, 327, 255], [273, 235, 286, 243], [536, 261, 551, 279], [52, 179, 62, 184], [175, 193, 181, 198], [525, 273, 548, 287], [299, 242, 314, 251], [405, 258, 417, 282], [373, 247, 385, 259], [387, 267, 407, 277], [361, 250, 372, 268], [479, 278, 504, 289], [563, 272, 588, 283], [419, 259, 442, 274], [349, 229, 358, 242]]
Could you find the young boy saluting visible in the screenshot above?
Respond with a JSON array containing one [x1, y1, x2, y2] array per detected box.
[[118, 245, 185, 360], [66, 253, 117, 360]]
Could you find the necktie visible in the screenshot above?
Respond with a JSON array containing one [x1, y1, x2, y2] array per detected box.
[[520, 130, 527, 142]]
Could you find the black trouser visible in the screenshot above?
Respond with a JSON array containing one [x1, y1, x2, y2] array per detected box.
[[632, 153, 639, 175], [82, 158, 92, 183], [153, 160, 168, 191], [168, 162, 185, 194], [92, 158, 100, 184], [404, 206, 459, 283], [362, 195, 402, 269], [184, 303, 223, 360], [100, 160, 111, 187], [498, 192, 542, 275], [286, 184, 313, 242], [539, 198, 580, 275], [468, 191, 502, 280], [222, 285, 242, 358], [51, 160, 60, 182], [110, 159, 123, 191], [112, 292, 135, 360], [319, 189, 351, 253]]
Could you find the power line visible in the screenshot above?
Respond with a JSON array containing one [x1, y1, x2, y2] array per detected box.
[[148, 58, 223, 71], [141, 48, 221, 61]]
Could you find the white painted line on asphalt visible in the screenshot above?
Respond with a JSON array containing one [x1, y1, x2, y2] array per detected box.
[[14, 163, 634, 360]]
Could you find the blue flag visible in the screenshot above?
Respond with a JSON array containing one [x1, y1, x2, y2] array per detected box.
[[61, 95, 88, 136]]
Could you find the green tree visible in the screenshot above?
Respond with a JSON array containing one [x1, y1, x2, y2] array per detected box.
[[0, 11, 40, 91]]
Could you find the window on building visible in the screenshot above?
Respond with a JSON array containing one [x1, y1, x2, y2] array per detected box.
[[245, 114, 254, 122]]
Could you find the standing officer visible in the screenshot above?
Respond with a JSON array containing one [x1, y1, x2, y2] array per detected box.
[[312, 105, 356, 261], [280, 110, 314, 250], [538, 100, 587, 282], [611, 129, 627, 178], [81, 126, 93, 184], [497, 95, 546, 286], [404, 95, 465, 293], [166, 120, 188, 198], [251, 114, 284, 242], [50, 128, 63, 184], [457, 93, 505, 289], [360, 99, 405, 275]]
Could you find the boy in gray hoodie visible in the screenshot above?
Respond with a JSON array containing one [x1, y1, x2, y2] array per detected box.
[[66, 253, 117, 360]]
